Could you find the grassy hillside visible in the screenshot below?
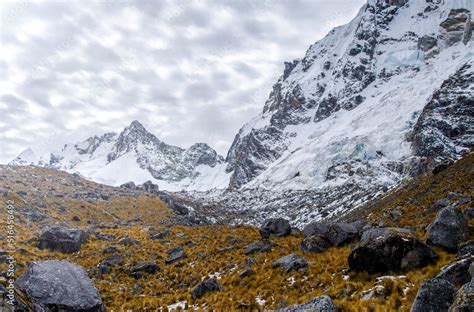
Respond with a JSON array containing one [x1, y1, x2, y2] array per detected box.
[[0, 155, 472, 311]]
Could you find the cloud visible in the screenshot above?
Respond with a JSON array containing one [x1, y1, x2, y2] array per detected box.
[[0, 0, 365, 163]]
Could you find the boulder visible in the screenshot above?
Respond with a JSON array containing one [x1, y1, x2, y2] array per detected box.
[[128, 261, 159, 279], [244, 240, 275, 255], [15, 260, 104, 311], [418, 35, 438, 52], [300, 235, 330, 253], [191, 278, 223, 299], [302, 222, 330, 238], [165, 246, 187, 264], [118, 237, 141, 246], [119, 181, 136, 189], [410, 278, 458, 312], [38, 225, 88, 253], [260, 218, 291, 238], [349, 227, 437, 274], [327, 223, 358, 246], [449, 280, 474, 312], [274, 295, 335, 312], [140, 180, 159, 193], [427, 206, 468, 252], [272, 254, 309, 273], [458, 241, 474, 259], [436, 256, 474, 288]]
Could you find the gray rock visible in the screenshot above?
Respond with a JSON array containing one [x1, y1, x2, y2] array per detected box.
[[327, 223, 358, 246], [128, 261, 159, 279], [140, 180, 159, 193], [439, 9, 472, 48], [191, 278, 223, 299], [272, 254, 309, 273], [410, 278, 458, 312], [273, 295, 335, 312], [120, 181, 136, 189], [418, 35, 438, 52], [101, 254, 124, 267], [458, 241, 474, 259], [244, 240, 275, 255], [239, 268, 255, 278], [449, 280, 474, 312], [165, 247, 187, 264], [427, 206, 468, 252], [429, 198, 451, 214], [15, 260, 104, 311], [260, 218, 291, 238], [38, 225, 88, 253], [118, 237, 141, 246], [349, 227, 437, 274], [300, 235, 330, 253], [436, 256, 474, 288], [303, 222, 330, 238]]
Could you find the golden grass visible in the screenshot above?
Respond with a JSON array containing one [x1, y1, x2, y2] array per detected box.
[[0, 155, 472, 310]]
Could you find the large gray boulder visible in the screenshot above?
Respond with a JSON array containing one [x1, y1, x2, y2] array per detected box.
[[302, 222, 330, 238], [274, 295, 336, 312], [349, 227, 437, 274], [15, 260, 104, 311], [410, 278, 458, 312], [427, 206, 468, 252], [327, 222, 358, 246], [436, 256, 474, 288], [300, 235, 330, 253], [272, 254, 309, 273], [260, 218, 291, 238], [38, 225, 88, 253]]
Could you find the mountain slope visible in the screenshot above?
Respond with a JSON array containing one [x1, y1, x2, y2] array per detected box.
[[226, 0, 473, 191], [10, 121, 230, 190]]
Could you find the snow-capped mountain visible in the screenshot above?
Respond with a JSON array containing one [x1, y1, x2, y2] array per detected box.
[[10, 120, 230, 190], [225, 0, 473, 191]]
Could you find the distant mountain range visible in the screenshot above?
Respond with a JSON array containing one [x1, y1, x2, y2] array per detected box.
[[11, 120, 229, 191]]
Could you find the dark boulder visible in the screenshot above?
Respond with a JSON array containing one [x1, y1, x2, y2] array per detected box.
[[327, 223, 358, 246], [191, 278, 223, 299], [128, 261, 159, 279], [38, 225, 88, 253], [244, 240, 275, 255], [349, 227, 437, 274], [260, 218, 291, 238], [140, 180, 159, 193], [274, 295, 335, 312], [272, 254, 309, 273], [300, 235, 330, 253], [410, 278, 457, 312], [15, 260, 104, 311], [302, 222, 330, 237], [427, 206, 468, 252], [165, 246, 187, 264], [436, 256, 474, 288]]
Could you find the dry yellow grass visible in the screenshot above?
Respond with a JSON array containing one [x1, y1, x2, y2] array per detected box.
[[0, 154, 472, 311]]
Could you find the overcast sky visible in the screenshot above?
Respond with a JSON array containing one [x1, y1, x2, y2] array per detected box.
[[0, 0, 364, 163]]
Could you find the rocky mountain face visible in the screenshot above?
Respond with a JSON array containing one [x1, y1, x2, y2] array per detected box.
[[10, 120, 226, 188], [226, 0, 474, 191]]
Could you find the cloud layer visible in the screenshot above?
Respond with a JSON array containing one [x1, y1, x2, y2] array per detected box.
[[0, 0, 364, 163]]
